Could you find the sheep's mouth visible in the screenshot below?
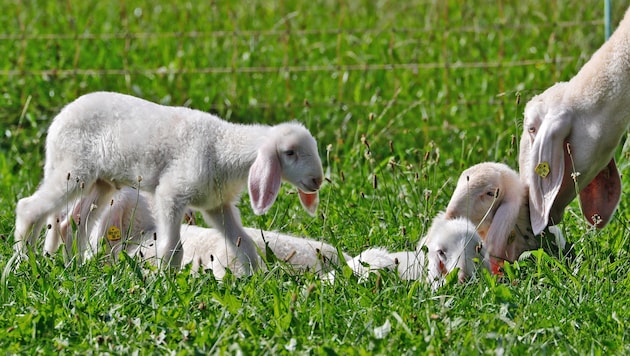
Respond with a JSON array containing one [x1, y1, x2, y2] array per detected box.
[[299, 180, 322, 193], [299, 187, 318, 194]]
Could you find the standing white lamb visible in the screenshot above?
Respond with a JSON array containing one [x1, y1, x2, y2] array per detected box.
[[347, 215, 488, 289], [519, 8, 630, 235], [14, 92, 324, 270]]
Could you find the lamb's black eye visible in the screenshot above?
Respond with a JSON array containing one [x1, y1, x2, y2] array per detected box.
[[285, 150, 295, 156], [487, 188, 499, 197]]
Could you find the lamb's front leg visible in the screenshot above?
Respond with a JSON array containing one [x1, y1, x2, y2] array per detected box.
[[153, 193, 186, 269], [203, 204, 260, 274]]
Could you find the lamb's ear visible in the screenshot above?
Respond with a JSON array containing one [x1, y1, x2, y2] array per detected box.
[[298, 190, 318, 216], [485, 189, 521, 270], [579, 158, 621, 228], [528, 113, 571, 235], [248, 144, 282, 215]]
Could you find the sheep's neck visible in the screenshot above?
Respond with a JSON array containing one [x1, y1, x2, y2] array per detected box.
[[572, 14, 630, 100], [212, 123, 272, 180]]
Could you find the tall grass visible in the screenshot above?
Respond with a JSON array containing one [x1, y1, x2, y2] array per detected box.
[[1, 0, 629, 353]]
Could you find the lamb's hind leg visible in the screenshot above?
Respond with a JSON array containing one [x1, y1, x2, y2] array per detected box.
[[43, 213, 65, 256], [43, 195, 85, 257], [73, 180, 116, 261], [14, 176, 81, 255]]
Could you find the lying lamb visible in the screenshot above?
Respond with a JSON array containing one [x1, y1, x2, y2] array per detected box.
[[442, 162, 539, 271], [46, 187, 348, 279], [519, 7, 630, 235], [137, 225, 348, 279], [346, 215, 488, 289], [15, 92, 324, 271]]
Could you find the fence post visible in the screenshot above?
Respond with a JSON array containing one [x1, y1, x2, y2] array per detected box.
[[605, 0, 612, 40]]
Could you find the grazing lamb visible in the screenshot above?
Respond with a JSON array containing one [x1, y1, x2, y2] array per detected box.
[[519, 8, 630, 235], [347, 215, 488, 289], [46, 187, 347, 278], [14, 92, 324, 271], [442, 162, 539, 271]]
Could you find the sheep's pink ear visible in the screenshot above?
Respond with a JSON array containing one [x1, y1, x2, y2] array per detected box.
[[248, 146, 282, 215], [528, 114, 571, 235], [579, 159, 621, 228], [298, 190, 319, 216], [485, 189, 522, 264]]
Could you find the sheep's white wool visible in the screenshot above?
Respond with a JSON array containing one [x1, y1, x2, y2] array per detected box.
[[519, 7, 630, 234], [15, 92, 323, 272]]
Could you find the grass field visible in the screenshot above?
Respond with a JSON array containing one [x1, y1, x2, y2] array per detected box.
[[1, 0, 629, 353]]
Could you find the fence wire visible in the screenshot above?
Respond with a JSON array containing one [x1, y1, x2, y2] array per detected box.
[[0, 1, 615, 114]]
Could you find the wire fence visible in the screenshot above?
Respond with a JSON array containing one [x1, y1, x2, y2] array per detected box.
[[1, 18, 604, 75], [0, 1, 618, 117], [1, 57, 583, 77], [0, 19, 605, 40]]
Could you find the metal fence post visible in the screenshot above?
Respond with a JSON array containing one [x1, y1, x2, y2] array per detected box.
[[605, 0, 612, 40]]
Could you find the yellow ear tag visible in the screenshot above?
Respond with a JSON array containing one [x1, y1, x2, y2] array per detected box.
[[535, 162, 550, 178], [107, 226, 122, 241]]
